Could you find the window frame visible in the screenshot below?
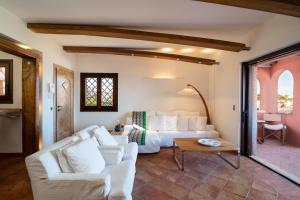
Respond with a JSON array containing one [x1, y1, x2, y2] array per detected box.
[[0, 59, 13, 104], [80, 73, 118, 112]]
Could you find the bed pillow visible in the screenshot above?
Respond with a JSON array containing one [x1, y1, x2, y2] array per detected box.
[[148, 115, 160, 131], [161, 115, 178, 131], [63, 139, 106, 173], [93, 126, 118, 146], [188, 116, 207, 131], [177, 116, 189, 131], [75, 130, 90, 140]]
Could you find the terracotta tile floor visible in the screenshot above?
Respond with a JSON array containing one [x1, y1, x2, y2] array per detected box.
[[256, 139, 300, 179], [1, 150, 300, 200], [134, 148, 300, 200]]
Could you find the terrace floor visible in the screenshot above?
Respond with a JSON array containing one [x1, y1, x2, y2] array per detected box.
[[256, 138, 300, 181], [1, 149, 300, 200]]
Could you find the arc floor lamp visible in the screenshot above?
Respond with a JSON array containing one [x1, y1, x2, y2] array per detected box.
[[179, 83, 211, 124]]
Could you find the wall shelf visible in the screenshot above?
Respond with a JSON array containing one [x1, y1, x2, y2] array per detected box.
[[0, 109, 22, 118]]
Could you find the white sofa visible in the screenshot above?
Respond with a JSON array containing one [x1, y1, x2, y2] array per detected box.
[[26, 125, 138, 200], [125, 110, 219, 153]]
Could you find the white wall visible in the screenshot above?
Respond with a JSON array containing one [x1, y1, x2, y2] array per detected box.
[[212, 15, 300, 146], [75, 54, 211, 131], [0, 51, 22, 153], [0, 6, 76, 148]]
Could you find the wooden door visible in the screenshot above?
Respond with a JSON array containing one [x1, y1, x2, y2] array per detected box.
[[55, 65, 74, 141]]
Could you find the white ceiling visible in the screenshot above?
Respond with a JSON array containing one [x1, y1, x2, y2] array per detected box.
[[0, 0, 271, 29], [0, 0, 273, 58]]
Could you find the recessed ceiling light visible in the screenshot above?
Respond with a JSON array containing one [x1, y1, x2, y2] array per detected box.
[[161, 47, 173, 52], [201, 48, 215, 54], [181, 48, 194, 53], [176, 58, 180, 61], [17, 44, 31, 49]]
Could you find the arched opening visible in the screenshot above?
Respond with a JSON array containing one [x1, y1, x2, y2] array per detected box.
[[277, 70, 294, 113]]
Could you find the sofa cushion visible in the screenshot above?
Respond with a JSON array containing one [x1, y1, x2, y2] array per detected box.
[[94, 126, 118, 146], [100, 149, 124, 165], [63, 139, 106, 173], [75, 130, 90, 140], [162, 115, 178, 131], [148, 115, 160, 131], [102, 160, 135, 200], [188, 116, 207, 131], [39, 152, 61, 178], [177, 116, 189, 131], [123, 142, 138, 163]]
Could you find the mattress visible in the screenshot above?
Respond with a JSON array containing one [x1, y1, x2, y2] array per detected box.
[[159, 130, 219, 147]]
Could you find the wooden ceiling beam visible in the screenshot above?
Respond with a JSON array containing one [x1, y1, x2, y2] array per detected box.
[[194, 0, 300, 18], [27, 23, 250, 52], [62, 46, 218, 65]]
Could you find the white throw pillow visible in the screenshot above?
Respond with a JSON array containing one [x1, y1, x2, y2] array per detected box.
[[148, 115, 160, 131], [63, 139, 106, 173], [56, 141, 78, 173], [93, 126, 118, 146], [188, 116, 207, 131], [91, 135, 100, 147], [177, 116, 189, 131], [161, 115, 178, 131], [133, 124, 145, 131], [75, 130, 90, 140]]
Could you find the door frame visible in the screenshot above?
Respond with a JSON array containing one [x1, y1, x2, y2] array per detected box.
[[241, 42, 300, 184], [0, 34, 43, 156], [53, 64, 74, 142]]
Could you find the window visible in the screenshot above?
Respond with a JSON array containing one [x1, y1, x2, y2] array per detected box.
[[0, 60, 13, 104], [277, 70, 293, 113], [80, 73, 118, 112]]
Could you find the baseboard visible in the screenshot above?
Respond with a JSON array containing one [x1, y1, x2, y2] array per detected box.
[[0, 153, 23, 157]]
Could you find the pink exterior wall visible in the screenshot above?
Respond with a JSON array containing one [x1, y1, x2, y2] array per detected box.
[[257, 55, 300, 146]]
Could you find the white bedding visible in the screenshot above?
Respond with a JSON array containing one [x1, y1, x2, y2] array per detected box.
[[124, 125, 160, 153], [138, 132, 160, 153], [124, 125, 219, 153], [159, 130, 219, 147]]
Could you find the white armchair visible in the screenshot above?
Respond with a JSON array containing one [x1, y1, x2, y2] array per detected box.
[[44, 173, 111, 200], [26, 128, 138, 200]]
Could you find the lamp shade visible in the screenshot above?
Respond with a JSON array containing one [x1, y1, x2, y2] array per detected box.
[[177, 87, 198, 96]]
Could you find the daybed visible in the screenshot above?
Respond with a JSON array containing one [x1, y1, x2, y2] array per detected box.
[[125, 110, 219, 153]]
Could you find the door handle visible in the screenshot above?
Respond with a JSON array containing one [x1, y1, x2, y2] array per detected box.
[[57, 105, 63, 112]]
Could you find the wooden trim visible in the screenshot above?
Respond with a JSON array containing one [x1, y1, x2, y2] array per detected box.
[[80, 73, 118, 112], [0, 34, 43, 156], [63, 46, 218, 65], [27, 23, 250, 52], [0, 35, 42, 59], [0, 59, 13, 103], [194, 0, 300, 18], [53, 64, 74, 142]]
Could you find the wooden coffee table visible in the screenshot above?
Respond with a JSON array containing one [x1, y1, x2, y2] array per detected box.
[[173, 138, 240, 171]]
